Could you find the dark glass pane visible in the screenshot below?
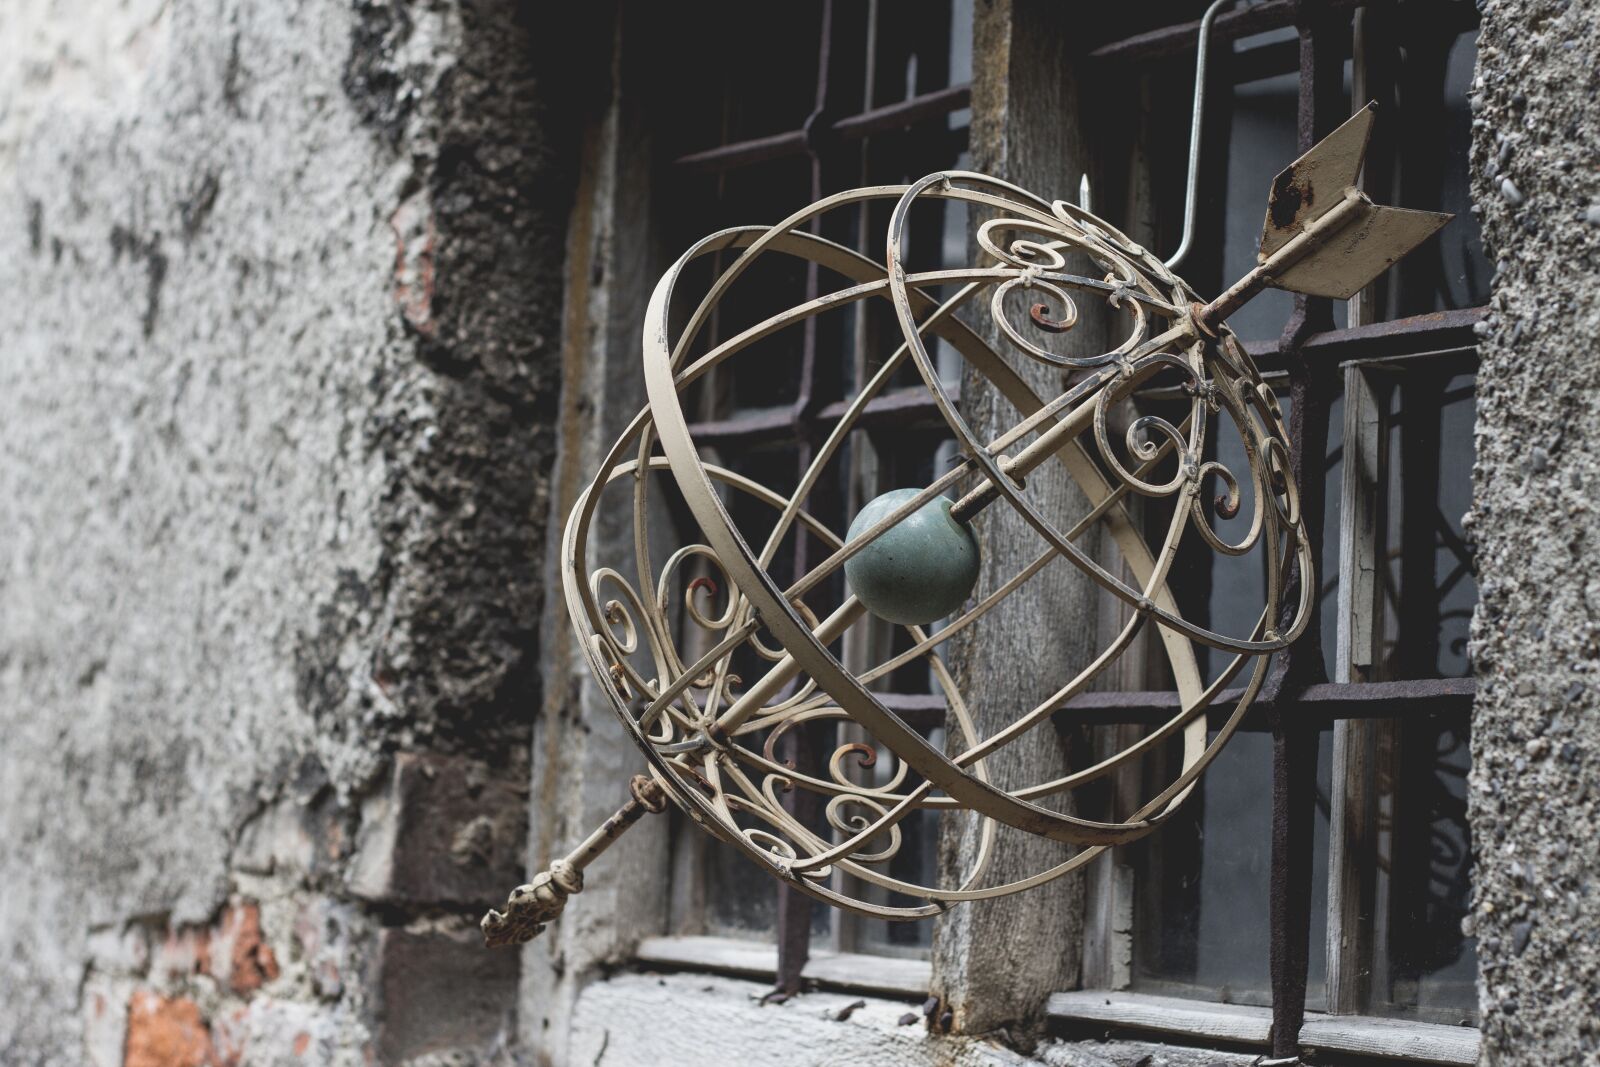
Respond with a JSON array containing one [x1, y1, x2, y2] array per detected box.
[[705, 829, 780, 939], [1222, 62, 1351, 343], [1389, 29, 1490, 316], [1349, 10, 1489, 319], [1379, 370, 1476, 680], [1130, 729, 1333, 1008], [1168, 387, 1342, 688], [1383, 716, 1476, 1020]]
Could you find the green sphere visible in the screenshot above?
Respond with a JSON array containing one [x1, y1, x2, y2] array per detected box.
[[844, 488, 981, 626]]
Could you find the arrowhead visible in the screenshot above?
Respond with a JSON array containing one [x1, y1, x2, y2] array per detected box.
[[1259, 103, 1378, 260], [1271, 202, 1454, 300]]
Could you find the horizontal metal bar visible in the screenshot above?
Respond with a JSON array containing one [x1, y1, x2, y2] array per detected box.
[[690, 384, 957, 448], [1244, 306, 1486, 369], [1089, 0, 1364, 63], [674, 129, 809, 174], [815, 382, 957, 430], [689, 405, 795, 447], [674, 85, 971, 173], [692, 306, 1485, 447], [834, 679, 1473, 739], [1055, 678, 1473, 732], [831, 84, 970, 140], [875, 691, 947, 732]]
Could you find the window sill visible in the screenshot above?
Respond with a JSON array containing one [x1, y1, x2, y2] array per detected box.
[[1048, 991, 1480, 1066], [634, 935, 930, 1000]]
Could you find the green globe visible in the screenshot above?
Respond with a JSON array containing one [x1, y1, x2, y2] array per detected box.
[[844, 488, 981, 626]]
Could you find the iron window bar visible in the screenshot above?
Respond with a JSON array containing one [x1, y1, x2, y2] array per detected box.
[[673, 83, 971, 174], [1089, 0, 1479, 63], [684, 307, 1485, 449], [844, 678, 1475, 736]]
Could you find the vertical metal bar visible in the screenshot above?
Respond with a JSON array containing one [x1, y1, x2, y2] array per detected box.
[[773, 0, 838, 997], [1326, 9, 1403, 1013], [1264, 0, 1342, 1057], [835, 0, 883, 958]]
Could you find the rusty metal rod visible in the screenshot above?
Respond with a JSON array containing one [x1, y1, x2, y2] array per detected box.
[[481, 775, 668, 948], [1196, 186, 1368, 330]]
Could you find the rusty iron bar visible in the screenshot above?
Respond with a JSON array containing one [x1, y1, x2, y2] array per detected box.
[[1089, 0, 1366, 63], [673, 83, 971, 174], [686, 309, 1485, 450], [1243, 305, 1486, 365], [481, 776, 668, 948], [742, 672, 1476, 738], [1262, 2, 1343, 1058], [1088, 0, 1476, 64], [1058, 677, 1474, 729], [687, 383, 954, 447]]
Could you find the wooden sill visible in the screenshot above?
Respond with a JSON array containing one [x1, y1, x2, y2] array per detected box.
[[1048, 990, 1480, 1066], [634, 935, 930, 1000]]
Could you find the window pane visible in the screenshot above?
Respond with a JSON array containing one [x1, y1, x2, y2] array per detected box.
[[1129, 730, 1333, 1008], [657, 0, 971, 958], [1365, 367, 1478, 1019], [1357, 17, 1488, 318], [1222, 54, 1352, 342], [1384, 716, 1476, 1020], [1379, 370, 1477, 680]]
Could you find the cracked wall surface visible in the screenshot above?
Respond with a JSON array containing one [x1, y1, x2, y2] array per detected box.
[[0, 0, 578, 1062], [9, 0, 1595, 1063]]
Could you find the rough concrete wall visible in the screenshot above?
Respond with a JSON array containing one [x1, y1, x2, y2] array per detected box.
[[1466, 1, 1600, 1063], [0, 0, 577, 1062]]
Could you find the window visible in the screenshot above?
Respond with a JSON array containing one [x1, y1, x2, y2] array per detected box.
[[624, 2, 1484, 1053], [1074, 0, 1485, 1032], [648, 0, 974, 968]]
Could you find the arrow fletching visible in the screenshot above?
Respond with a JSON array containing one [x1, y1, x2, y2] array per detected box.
[[1255, 101, 1451, 301]]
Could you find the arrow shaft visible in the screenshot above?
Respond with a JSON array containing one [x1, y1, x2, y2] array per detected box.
[[1197, 186, 1368, 330]]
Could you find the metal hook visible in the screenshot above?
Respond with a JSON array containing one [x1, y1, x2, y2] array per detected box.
[[1166, 0, 1244, 270]]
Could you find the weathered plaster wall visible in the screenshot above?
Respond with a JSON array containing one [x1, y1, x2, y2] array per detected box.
[[1467, 0, 1600, 1063], [0, 0, 578, 1062]]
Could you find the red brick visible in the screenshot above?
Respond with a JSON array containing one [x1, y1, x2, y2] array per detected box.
[[213, 902, 280, 994], [124, 991, 215, 1067]]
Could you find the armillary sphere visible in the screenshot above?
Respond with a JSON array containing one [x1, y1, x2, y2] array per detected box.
[[482, 103, 1449, 948]]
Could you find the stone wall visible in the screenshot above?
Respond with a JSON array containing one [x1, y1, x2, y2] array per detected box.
[[1467, 0, 1600, 1063], [0, 1, 584, 1062]]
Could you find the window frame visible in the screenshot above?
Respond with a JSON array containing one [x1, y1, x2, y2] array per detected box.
[[1066, 1, 1484, 1057], [631, 1, 1485, 1059]]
